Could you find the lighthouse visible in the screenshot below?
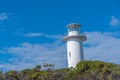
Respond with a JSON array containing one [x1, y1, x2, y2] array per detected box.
[[63, 23, 87, 68]]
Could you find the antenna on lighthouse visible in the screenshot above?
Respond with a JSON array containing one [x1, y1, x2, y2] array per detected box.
[[63, 23, 87, 68]]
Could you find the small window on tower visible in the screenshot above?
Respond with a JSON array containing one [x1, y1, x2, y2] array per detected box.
[[69, 52, 71, 57]]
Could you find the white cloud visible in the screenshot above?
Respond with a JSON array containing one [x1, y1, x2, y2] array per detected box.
[[23, 33, 43, 37], [109, 15, 120, 27], [1, 40, 67, 71], [0, 13, 9, 21], [1, 32, 120, 71], [43, 34, 63, 39], [23, 33, 63, 39], [84, 31, 120, 64]]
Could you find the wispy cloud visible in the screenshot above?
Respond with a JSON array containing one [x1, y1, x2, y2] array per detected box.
[[23, 33, 43, 37], [0, 13, 9, 21], [43, 34, 63, 39], [23, 33, 63, 39], [109, 15, 120, 27]]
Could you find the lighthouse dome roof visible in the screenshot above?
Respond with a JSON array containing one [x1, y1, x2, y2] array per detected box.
[[67, 23, 81, 28]]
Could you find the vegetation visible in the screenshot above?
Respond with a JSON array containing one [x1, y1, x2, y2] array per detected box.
[[1, 61, 120, 80]]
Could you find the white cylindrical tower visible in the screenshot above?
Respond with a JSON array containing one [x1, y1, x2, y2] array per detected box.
[[63, 23, 87, 68]]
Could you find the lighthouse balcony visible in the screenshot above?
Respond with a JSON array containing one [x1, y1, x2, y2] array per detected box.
[[63, 35, 87, 42]]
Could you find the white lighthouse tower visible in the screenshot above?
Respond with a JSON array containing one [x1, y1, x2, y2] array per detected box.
[[63, 23, 87, 68]]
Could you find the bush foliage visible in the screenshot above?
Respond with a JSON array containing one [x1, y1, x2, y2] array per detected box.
[[1, 61, 120, 80]]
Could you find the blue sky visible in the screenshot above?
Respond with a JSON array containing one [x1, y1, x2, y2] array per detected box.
[[0, 0, 120, 71]]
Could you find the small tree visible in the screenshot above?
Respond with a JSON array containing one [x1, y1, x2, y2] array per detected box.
[[43, 63, 55, 71]]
